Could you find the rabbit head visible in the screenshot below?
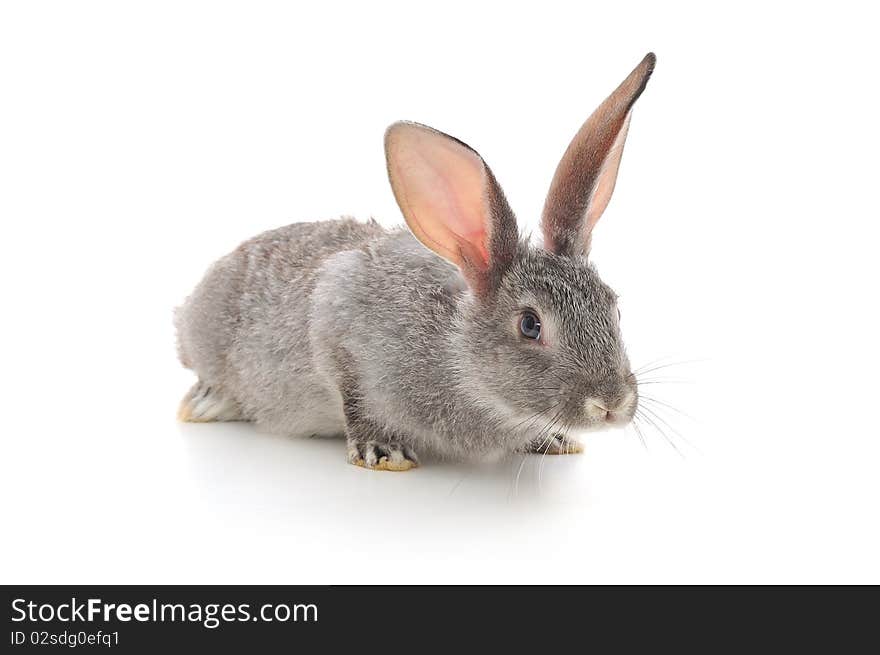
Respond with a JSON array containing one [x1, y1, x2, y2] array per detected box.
[[384, 53, 655, 435]]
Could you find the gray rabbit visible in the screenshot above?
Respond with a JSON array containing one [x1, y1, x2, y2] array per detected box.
[[175, 53, 656, 471]]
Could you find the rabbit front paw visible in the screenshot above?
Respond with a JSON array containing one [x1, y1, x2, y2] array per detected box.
[[523, 433, 584, 455], [347, 438, 419, 472]]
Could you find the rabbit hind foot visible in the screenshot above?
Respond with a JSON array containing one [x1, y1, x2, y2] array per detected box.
[[177, 381, 242, 422]]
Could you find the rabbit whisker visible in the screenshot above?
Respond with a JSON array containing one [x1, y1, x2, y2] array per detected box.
[[511, 404, 561, 497], [515, 406, 565, 496], [537, 412, 567, 491], [632, 356, 674, 374], [508, 401, 561, 433], [448, 471, 469, 497], [632, 357, 706, 377], [638, 402, 700, 454], [639, 394, 695, 422], [509, 401, 564, 499], [631, 418, 649, 450], [635, 407, 684, 458]]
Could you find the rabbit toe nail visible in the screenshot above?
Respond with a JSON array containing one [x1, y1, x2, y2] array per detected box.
[[347, 441, 418, 471]]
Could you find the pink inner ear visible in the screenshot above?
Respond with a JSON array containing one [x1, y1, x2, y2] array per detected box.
[[584, 112, 632, 232], [388, 127, 492, 272], [455, 233, 490, 272]]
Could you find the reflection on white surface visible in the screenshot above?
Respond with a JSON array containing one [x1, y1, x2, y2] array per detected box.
[[3, 354, 879, 584]]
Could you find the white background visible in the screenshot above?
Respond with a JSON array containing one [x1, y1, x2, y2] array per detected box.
[[1, 1, 878, 584]]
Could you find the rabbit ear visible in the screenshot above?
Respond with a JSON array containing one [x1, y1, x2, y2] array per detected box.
[[541, 53, 656, 257], [385, 122, 518, 296]]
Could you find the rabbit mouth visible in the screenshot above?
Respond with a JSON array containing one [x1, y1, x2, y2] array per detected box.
[[578, 413, 632, 431], [581, 389, 637, 429]]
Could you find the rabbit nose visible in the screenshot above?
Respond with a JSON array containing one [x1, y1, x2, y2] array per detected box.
[[584, 400, 614, 421], [585, 390, 635, 422]]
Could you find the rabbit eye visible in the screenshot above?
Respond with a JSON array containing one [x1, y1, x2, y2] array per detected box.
[[519, 312, 542, 340]]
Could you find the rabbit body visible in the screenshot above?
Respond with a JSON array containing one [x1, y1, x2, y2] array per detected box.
[[175, 53, 657, 469]]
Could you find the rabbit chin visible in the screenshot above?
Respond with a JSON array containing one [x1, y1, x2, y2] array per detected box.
[[579, 413, 633, 432], [559, 401, 637, 433]]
